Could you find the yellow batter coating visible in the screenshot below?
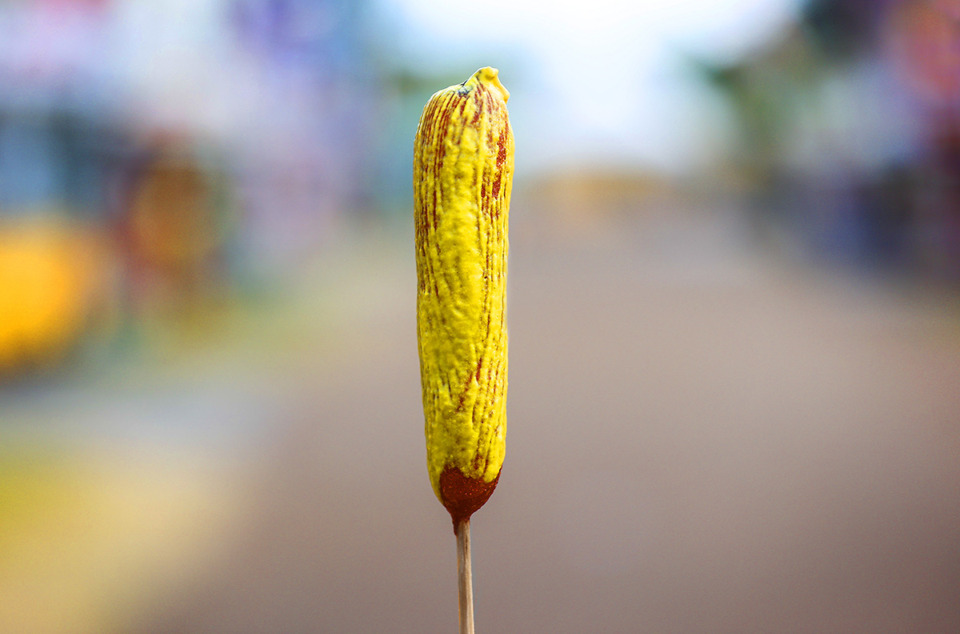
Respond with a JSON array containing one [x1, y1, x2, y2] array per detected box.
[[413, 67, 514, 504]]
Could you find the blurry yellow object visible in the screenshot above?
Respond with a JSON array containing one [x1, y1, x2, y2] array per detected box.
[[414, 67, 514, 525], [0, 218, 105, 372], [0, 443, 242, 633]]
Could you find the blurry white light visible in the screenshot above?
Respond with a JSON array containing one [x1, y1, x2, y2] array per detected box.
[[383, 0, 801, 171]]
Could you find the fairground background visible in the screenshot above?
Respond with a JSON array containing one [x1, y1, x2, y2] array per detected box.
[[2, 1, 959, 631]]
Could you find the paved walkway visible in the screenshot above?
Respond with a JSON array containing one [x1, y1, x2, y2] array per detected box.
[[118, 209, 960, 632]]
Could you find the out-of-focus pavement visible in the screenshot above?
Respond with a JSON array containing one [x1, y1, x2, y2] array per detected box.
[[5, 205, 960, 633]]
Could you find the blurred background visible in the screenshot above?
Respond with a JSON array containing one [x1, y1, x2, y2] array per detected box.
[[2, 0, 959, 631]]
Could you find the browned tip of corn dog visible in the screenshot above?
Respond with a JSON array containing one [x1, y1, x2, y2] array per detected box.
[[439, 466, 501, 532]]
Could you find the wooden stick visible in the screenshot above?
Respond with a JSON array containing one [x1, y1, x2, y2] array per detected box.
[[456, 518, 475, 634]]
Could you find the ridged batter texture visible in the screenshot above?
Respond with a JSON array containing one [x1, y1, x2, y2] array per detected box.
[[414, 67, 514, 517]]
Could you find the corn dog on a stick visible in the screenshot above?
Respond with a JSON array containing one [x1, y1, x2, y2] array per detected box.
[[414, 67, 514, 529]]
